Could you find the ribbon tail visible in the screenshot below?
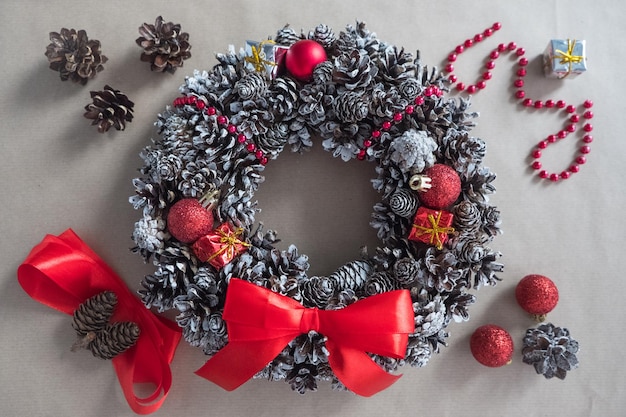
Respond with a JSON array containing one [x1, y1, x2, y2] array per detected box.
[[195, 336, 294, 390], [326, 341, 402, 397]]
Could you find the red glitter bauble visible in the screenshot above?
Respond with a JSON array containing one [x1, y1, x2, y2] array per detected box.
[[515, 274, 559, 320], [166, 199, 214, 243], [285, 40, 327, 82], [470, 324, 514, 367], [419, 164, 462, 209]]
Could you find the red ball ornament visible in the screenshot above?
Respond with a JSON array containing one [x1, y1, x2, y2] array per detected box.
[[515, 274, 559, 321], [418, 164, 462, 209], [470, 324, 514, 367], [285, 40, 327, 82], [167, 199, 214, 243]]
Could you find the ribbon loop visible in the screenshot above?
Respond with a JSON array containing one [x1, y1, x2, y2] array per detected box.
[[17, 230, 181, 414], [196, 278, 414, 396]]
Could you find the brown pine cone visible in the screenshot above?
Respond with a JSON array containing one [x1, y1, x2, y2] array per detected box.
[[136, 16, 191, 73], [45, 28, 107, 85], [72, 291, 117, 335], [84, 85, 134, 133], [88, 322, 141, 360]]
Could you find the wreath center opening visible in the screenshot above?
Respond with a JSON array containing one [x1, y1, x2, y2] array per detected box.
[[254, 140, 380, 277]]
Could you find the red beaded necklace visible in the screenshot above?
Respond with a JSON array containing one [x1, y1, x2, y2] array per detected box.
[[443, 22, 594, 182]]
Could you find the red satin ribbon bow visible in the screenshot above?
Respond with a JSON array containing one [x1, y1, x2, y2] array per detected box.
[[17, 229, 181, 415], [196, 278, 415, 396]]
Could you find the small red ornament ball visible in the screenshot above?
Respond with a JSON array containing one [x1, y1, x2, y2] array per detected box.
[[285, 40, 327, 82], [419, 164, 462, 209], [470, 324, 514, 367], [515, 274, 559, 319], [167, 199, 214, 243]]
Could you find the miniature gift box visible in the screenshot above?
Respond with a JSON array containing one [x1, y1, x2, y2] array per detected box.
[[408, 207, 455, 250], [543, 39, 587, 79], [192, 223, 250, 269], [244, 40, 289, 79]]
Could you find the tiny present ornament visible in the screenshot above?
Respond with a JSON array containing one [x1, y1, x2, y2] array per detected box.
[[192, 223, 250, 269], [408, 207, 455, 250], [244, 40, 288, 78], [543, 39, 587, 79]]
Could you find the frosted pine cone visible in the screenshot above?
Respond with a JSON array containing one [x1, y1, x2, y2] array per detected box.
[[300, 276, 335, 308], [388, 129, 437, 173], [310, 24, 336, 49], [329, 260, 371, 292], [45, 28, 107, 84], [522, 323, 579, 379], [84, 85, 134, 133], [389, 188, 418, 218], [364, 271, 398, 295], [333, 91, 369, 123], [275, 25, 302, 46], [136, 16, 191, 74], [393, 257, 420, 286], [235, 72, 268, 100], [269, 77, 298, 117]]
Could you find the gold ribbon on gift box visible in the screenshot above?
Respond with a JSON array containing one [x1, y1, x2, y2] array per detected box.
[[205, 225, 251, 264], [244, 40, 277, 73], [412, 211, 455, 250], [555, 39, 583, 77]]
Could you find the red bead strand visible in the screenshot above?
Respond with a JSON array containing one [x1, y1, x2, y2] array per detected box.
[[173, 95, 268, 165], [443, 22, 595, 182], [355, 86, 444, 160]]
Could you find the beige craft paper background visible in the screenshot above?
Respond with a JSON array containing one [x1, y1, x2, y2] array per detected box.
[[0, 1, 623, 416]]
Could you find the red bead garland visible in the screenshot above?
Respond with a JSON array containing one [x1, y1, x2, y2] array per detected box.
[[172, 95, 268, 165], [444, 23, 595, 182], [356, 86, 444, 160]]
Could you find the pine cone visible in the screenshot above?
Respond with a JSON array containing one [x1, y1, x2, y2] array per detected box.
[[269, 77, 299, 117], [329, 260, 371, 292], [88, 322, 141, 360], [310, 24, 335, 49], [389, 189, 418, 218], [84, 85, 134, 133], [275, 25, 302, 46], [256, 123, 289, 156], [45, 28, 107, 85], [72, 291, 117, 335], [71, 291, 140, 359], [333, 91, 369, 123], [364, 271, 398, 296], [235, 72, 268, 100], [136, 16, 191, 74], [301, 276, 335, 308], [286, 363, 319, 394], [522, 323, 579, 379], [333, 49, 377, 90], [393, 257, 420, 287]]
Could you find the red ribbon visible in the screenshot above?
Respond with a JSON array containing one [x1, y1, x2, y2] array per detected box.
[[17, 229, 181, 415], [196, 278, 414, 396]]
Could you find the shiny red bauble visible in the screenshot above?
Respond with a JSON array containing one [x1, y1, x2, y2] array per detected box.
[[470, 324, 514, 367], [285, 40, 327, 82], [418, 164, 462, 209], [515, 274, 559, 320], [166, 199, 214, 243]]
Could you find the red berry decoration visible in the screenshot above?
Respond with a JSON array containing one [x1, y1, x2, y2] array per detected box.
[[470, 324, 514, 367], [418, 164, 462, 209], [166, 198, 214, 243], [285, 39, 327, 82], [515, 274, 559, 321]]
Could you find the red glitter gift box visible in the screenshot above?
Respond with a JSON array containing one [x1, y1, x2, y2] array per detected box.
[[408, 207, 455, 250], [192, 223, 250, 269]]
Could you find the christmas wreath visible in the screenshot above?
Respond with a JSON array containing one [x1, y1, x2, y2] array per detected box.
[[130, 22, 503, 395]]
